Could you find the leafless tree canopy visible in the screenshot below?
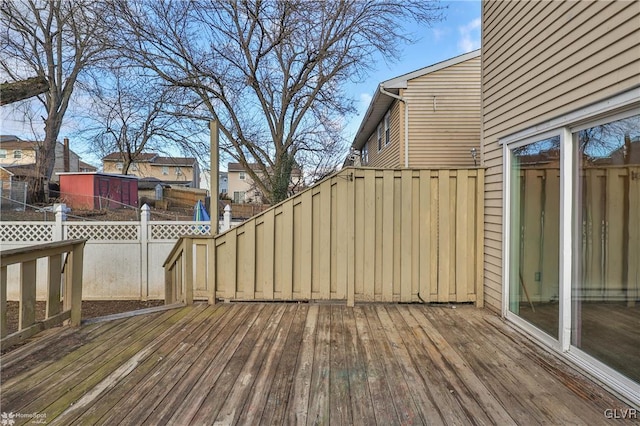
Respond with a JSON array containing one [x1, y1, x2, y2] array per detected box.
[[1, 0, 109, 201], [110, 0, 443, 202]]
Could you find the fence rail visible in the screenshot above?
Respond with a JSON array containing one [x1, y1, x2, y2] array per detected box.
[[165, 167, 485, 306], [1, 239, 86, 349]]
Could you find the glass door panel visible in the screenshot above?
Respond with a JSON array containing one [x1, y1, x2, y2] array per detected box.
[[510, 136, 561, 338], [573, 114, 640, 384]]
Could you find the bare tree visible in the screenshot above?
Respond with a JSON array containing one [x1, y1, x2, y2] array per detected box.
[[77, 64, 193, 175], [110, 0, 443, 203], [0, 0, 108, 201]]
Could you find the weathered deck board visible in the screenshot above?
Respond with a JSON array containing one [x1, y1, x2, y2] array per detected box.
[[1, 303, 634, 426]]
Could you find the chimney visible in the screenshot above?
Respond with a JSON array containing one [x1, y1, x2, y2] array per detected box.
[[63, 138, 70, 172]]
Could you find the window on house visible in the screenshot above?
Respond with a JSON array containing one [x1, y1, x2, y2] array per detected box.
[[0, 149, 7, 159], [131, 163, 138, 171], [384, 112, 390, 145], [162, 166, 169, 175], [377, 125, 382, 152], [116, 162, 123, 170], [175, 167, 182, 175], [233, 191, 245, 203], [13, 150, 22, 159], [239, 171, 246, 180], [361, 144, 369, 165]]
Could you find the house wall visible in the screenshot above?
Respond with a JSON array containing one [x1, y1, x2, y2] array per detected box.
[[404, 56, 481, 167], [227, 170, 256, 203], [481, 0, 640, 312], [363, 101, 402, 168], [0, 147, 36, 166], [103, 161, 196, 186]]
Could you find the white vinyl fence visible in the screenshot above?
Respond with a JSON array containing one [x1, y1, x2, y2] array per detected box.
[[1, 205, 235, 301]]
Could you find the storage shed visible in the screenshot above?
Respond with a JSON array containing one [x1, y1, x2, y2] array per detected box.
[[58, 172, 138, 210]]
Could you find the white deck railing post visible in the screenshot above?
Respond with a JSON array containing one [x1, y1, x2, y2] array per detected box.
[[223, 204, 232, 232], [54, 204, 66, 241], [140, 204, 150, 300]]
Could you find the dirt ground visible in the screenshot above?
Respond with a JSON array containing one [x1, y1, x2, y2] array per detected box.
[[2, 300, 165, 354]]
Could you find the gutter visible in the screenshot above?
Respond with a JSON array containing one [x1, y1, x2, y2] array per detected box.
[[379, 84, 409, 167]]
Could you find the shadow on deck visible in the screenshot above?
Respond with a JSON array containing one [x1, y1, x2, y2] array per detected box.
[[0, 303, 633, 425]]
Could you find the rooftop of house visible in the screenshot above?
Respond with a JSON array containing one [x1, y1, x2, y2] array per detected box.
[[228, 162, 302, 176], [102, 152, 197, 166]]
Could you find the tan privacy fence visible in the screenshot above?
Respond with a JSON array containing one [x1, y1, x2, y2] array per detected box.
[[165, 167, 484, 306]]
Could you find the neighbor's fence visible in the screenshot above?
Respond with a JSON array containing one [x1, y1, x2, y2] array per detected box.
[[165, 167, 485, 306], [0, 180, 27, 211], [1, 205, 236, 301], [1, 239, 86, 349]]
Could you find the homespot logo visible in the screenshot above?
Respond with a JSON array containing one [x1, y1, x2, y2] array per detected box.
[[604, 408, 637, 420]]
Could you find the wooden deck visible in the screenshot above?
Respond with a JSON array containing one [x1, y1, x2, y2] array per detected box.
[[0, 303, 633, 425]]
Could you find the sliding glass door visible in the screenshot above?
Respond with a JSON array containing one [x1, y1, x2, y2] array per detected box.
[[572, 114, 640, 384], [509, 136, 560, 338]]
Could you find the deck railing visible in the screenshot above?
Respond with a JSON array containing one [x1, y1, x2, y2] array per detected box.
[[165, 167, 485, 306], [1, 239, 86, 349]]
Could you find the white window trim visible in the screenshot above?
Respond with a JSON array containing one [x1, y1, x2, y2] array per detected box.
[[384, 112, 390, 145], [500, 89, 640, 407]]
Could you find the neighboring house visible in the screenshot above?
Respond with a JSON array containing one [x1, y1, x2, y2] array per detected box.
[[351, 50, 481, 168], [482, 0, 639, 405], [58, 172, 138, 210], [79, 160, 98, 173], [227, 162, 303, 204], [0, 135, 81, 182], [0, 166, 14, 182], [102, 152, 200, 188], [199, 170, 228, 196]]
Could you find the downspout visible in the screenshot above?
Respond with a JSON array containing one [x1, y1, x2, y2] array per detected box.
[[379, 84, 409, 168]]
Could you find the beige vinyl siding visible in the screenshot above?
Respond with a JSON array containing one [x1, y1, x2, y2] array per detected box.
[[365, 101, 402, 168], [481, 0, 640, 313], [404, 56, 481, 167]]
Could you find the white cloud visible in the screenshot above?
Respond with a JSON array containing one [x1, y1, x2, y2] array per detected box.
[[458, 17, 481, 52], [432, 27, 447, 41], [360, 92, 373, 106]]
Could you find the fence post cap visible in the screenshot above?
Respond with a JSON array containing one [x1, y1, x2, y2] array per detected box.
[[224, 204, 231, 212], [141, 204, 151, 212]]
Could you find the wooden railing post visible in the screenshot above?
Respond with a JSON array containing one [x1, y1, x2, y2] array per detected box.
[[1, 265, 7, 338], [69, 241, 84, 326], [184, 238, 194, 305], [19, 259, 37, 330]]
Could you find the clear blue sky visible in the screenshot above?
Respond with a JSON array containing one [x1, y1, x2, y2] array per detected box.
[[344, 0, 481, 142]]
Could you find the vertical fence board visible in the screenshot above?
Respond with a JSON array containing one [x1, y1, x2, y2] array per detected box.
[[400, 170, 413, 302], [419, 170, 432, 302], [243, 222, 257, 299], [542, 170, 560, 301], [282, 201, 294, 300], [347, 173, 356, 307], [263, 211, 275, 300], [336, 175, 348, 299], [317, 181, 331, 299], [475, 170, 485, 307], [363, 171, 376, 300], [354, 172, 365, 297], [300, 191, 313, 299], [382, 170, 395, 301], [374, 173, 384, 298], [455, 170, 469, 302], [437, 171, 451, 302], [411, 173, 421, 298], [208, 238, 216, 304], [430, 174, 439, 297]]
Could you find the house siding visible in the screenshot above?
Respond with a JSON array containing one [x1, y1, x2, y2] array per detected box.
[[364, 101, 402, 168], [481, 0, 640, 312], [405, 56, 481, 167]]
